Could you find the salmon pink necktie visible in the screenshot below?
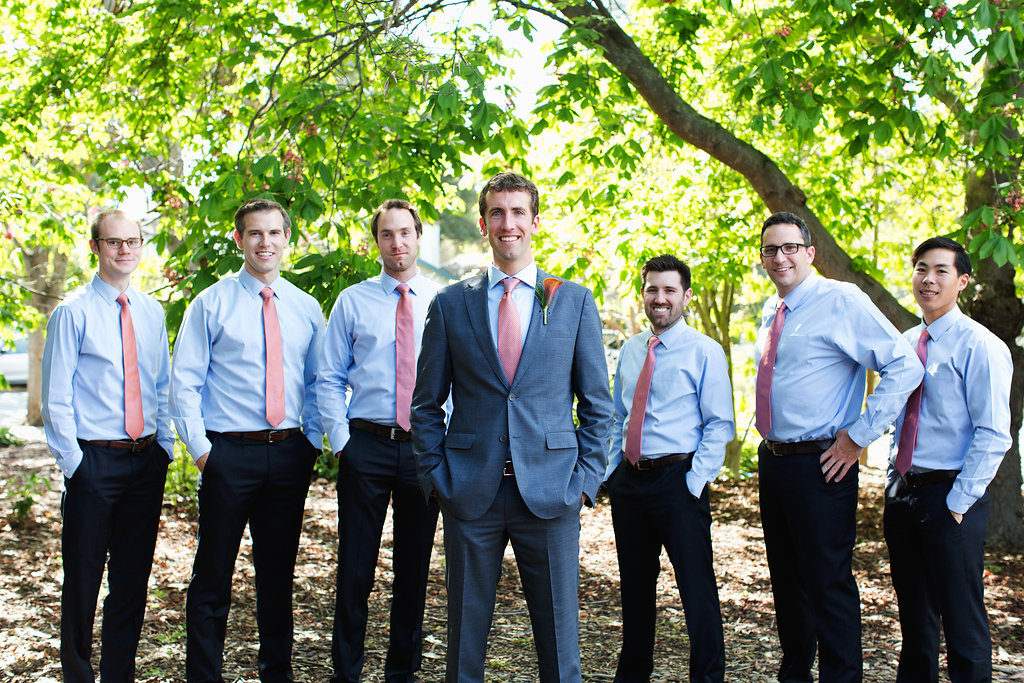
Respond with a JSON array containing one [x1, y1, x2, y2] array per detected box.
[[497, 278, 521, 384], [624, 335, 660, 465], [895, 328, 931, 476], [395, 283, 414, 431], [116, 293, 144, 440], [755, 300, 786, 437], [261, 287, 286, 428]]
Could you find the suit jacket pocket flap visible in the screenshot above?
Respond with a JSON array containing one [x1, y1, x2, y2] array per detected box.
[[545, 431, 578, 449], [445, 432, 475, 449]]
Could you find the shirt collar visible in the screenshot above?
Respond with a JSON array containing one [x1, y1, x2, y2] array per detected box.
[[778, 272, 819, 311], [647, 316, 689, 349], [488, 262, 537, 290], [238, 268, 281, 298], [923, 305, 962, 341], [90, 273, 130, 305], [380, 269, 424, 296]]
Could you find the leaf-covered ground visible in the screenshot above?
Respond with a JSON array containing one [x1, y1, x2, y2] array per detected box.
[[2, 441, 1022, 682]]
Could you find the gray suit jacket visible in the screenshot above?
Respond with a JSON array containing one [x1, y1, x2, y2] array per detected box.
[[411, 270, 613, 521]]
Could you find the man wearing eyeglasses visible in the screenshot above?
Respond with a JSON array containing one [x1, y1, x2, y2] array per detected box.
[[754, 211, 922, 683], [42, 210, 176, 683]]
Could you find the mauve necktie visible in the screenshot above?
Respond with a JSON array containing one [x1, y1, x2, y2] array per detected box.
[[116, 293, 144, 440], [624, 335, 660, 465], [895, 328, 931, 476], [261, 287, 286, 428], [497, 278, 521, 384], [394, 283, 414, 431], [755, 300, 787, 437]]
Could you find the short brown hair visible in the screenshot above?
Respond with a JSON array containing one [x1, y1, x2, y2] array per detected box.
[[234, 198, 291, 234], [477, 172, 539, 218], [370, 199, 423, 240], [90, 209, 140, 241]]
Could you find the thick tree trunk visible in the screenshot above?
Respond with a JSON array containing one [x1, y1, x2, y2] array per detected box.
[[23, 246, 68, 427], [549, 0, 1024, 547]]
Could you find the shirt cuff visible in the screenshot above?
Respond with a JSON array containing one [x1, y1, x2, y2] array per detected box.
[[946, 487, 977, 516], [186, 435, 213, 462], [685, 470, 706, 499]]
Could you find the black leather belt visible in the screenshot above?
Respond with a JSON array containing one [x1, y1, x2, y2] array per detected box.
[[629, 452, 694, 471], [350, 418, 411, 442], [902, 469, 960, 489], [83, 434, 156, 452], [764, 439, 835, 456], [219, 428, 302, 443]]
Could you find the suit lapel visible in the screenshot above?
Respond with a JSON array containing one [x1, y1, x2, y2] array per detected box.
[[511, 270, 553, 387], [464, 275, 509, 386]]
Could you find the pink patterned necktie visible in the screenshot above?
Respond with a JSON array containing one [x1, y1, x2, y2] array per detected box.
[[497, 278, 521, 384], [261, 287, 286, 428], [624, 336, 661, 465], [755, 300, 787, 437], [895, 328, 931, 476], [116, 293, 144, 440], [394, 283, 415, 431]]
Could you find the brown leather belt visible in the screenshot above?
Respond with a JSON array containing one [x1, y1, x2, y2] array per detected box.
[[219, 428, 302, 443], [83, 434, 157, 452], [764, 439, 835, 456], [350, 418, 411, 442], [902, 469, 960, 489], [629, 452, 694, 471]]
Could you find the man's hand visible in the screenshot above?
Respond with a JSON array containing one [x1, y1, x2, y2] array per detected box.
[[195, 452, 209, 473], [951, 510, 963, 524], [819, 430, 863, 483]]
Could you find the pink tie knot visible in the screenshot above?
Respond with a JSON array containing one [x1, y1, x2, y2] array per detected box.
[[261, 286, 274, 301], [397, 282, 411, 296], [503, 278, 519, 294], [649, 336, 661, 350], [117, 293, 129, 308]]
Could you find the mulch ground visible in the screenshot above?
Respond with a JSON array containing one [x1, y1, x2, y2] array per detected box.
[[1, 441, 1022, 681]]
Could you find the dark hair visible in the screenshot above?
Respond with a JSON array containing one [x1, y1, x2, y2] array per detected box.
[[912, 236, 972, 276], [641, 254, 691, 291], [761, 211, 811, 245], [370, 199, 423, 240], [90, 209, 140, 241], [477, 172, 540, 218], [234, 198, 291, 235]]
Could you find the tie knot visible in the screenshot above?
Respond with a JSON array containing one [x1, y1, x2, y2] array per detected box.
[[920, 328, 931, 343], [396, 283, 411, 296], [502, 278, 519, 294], [648, 335, 661, 350], [777, 300, 787, 313], [260, 286, 274, 301], [116, 293, 129, 308]]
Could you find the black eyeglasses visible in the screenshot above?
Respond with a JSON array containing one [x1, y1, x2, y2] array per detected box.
[[96, 237, 144, 249], [759, 243, 808, 258]]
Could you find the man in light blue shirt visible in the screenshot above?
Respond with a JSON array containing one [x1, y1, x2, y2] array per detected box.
[[171, 198, 325, 683], [42, 209, 175, 683], [884, 236, 1012, 682], [754, 211, 922, 683], [317, 199, 440, 682], [605, 254, 733, 682]]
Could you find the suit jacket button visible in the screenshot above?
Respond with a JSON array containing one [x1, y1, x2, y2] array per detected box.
[[499, 435, 508, 443], [509, 394, 516, 400]]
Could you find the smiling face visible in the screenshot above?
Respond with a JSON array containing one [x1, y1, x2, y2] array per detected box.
[[375, 207, 420, 280], [643, 269, 692, 335], [234, 209, 290, 284], [90, 214, 143, 290], [913, 247, 969, 324], [478, 189, 540, 274], [761, 222, 815, 297]]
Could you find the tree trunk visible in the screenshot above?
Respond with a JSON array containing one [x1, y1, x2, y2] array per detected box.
[[23, 246, 68, 426]]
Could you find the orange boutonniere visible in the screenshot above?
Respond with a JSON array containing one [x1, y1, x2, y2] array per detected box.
[[535, 277, 563, 324]]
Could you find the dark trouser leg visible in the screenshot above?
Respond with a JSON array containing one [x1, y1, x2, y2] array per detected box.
[[609, 463, 662, 683], [250, 434, 315, 683], [331, 430, 393, 683], [186, 436, 260, 683], [509, 478, 583, 683], [442, 483, 509, 683], [98, 442, 169, 681], [384, 439, 439, 683], [759, 443, 861, 683]]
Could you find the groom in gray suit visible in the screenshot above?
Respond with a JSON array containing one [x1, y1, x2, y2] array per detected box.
[[412, 171, 612, 682]]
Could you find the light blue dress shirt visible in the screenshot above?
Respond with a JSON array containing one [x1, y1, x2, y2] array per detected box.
[[486, 262, 536, 352], [607, 319, 735, 497], [890, 306, 1012, 514], [42, 275, 175, 478], [170, 269, 325, 460], [754, 273, 923, 446], [317, 269, 441, 453]]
